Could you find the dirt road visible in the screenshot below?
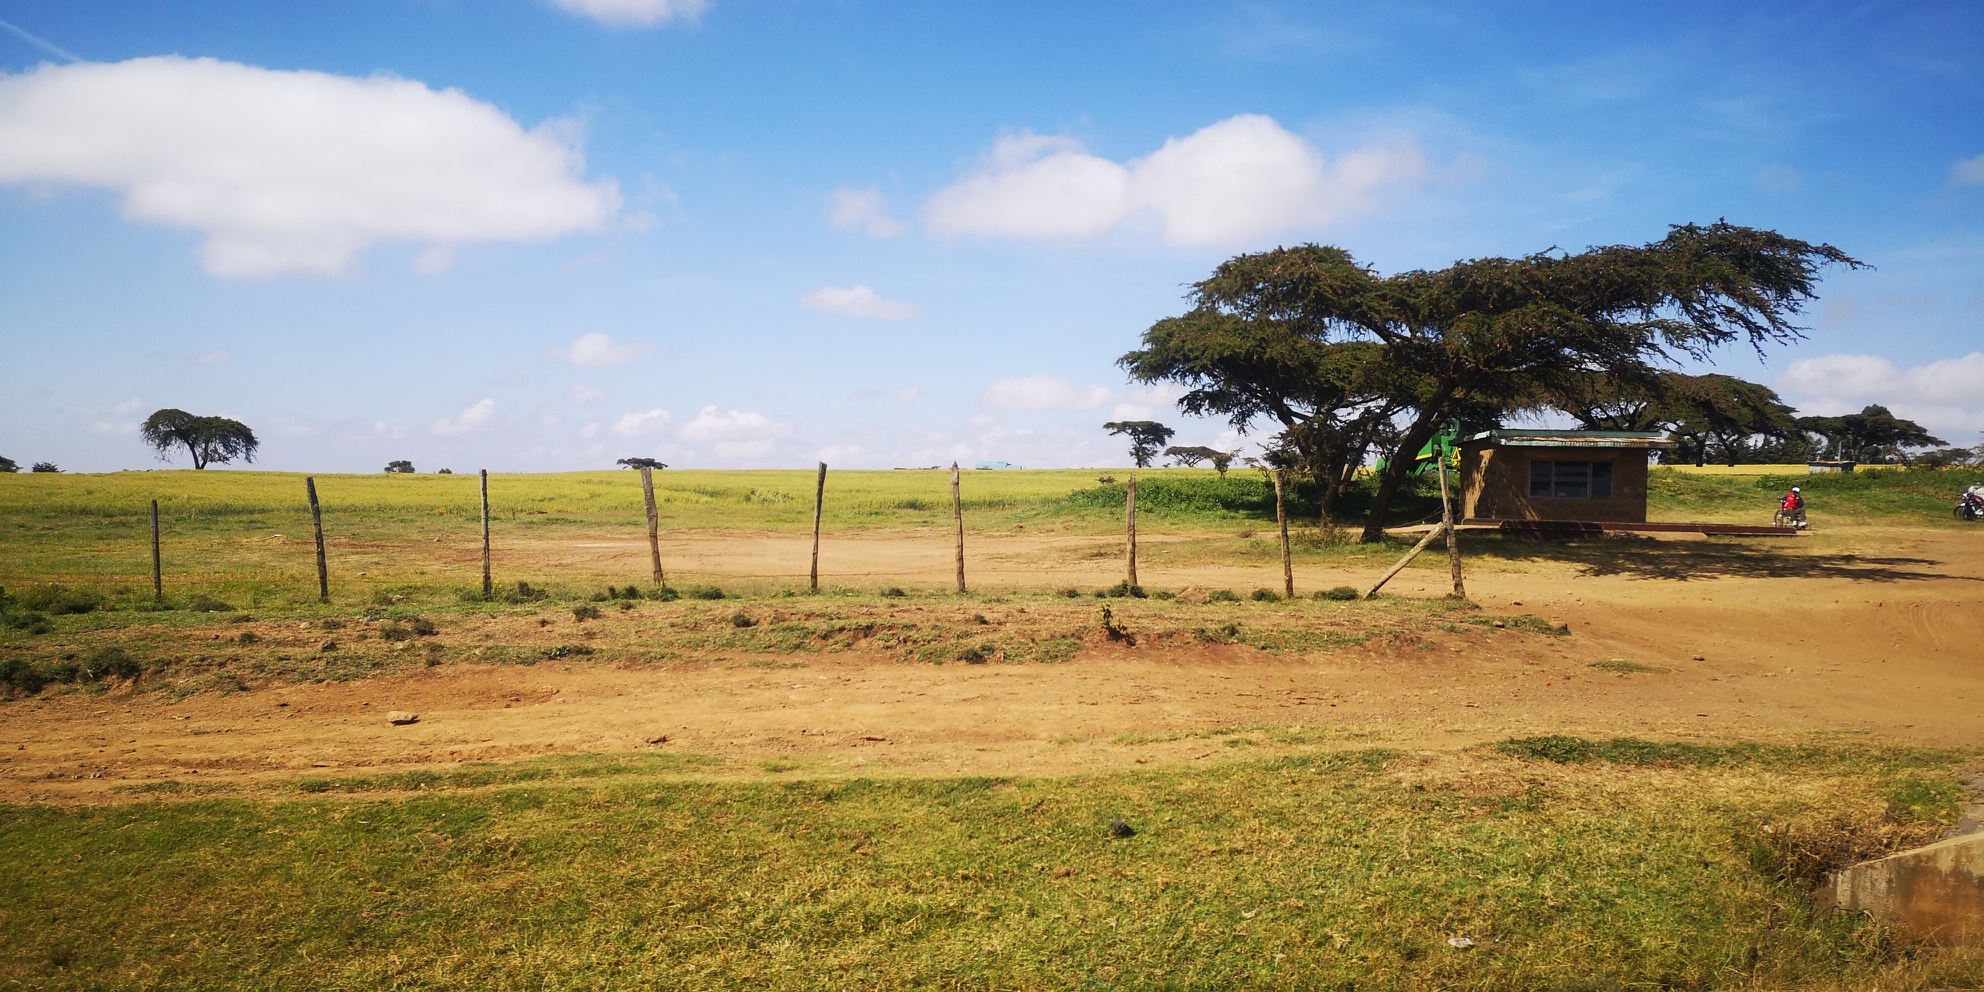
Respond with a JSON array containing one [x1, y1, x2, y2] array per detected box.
[[4, 525, 1979, 800]]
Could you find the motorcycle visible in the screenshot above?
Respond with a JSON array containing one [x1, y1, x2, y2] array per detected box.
[[1957, 487, 1984, 522], [1773, 506, 1808, 529]]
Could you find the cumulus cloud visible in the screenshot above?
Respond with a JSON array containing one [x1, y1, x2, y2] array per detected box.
[[979, 375, 1114, 411], [0, 57, 619, 277], [569, 383, 605, 404], [1775, 352, 1984, 435], [797, 284, 921, 321], [551, 0, 707, 27], [676, 405, 794, 459], [827, 186, 907, 238], [431, 398, 496, 435], [924, 114, 1423, 245], [611, 408, 672, 436], [1953, 154, 1984, 187], [549, 332, 653, 368]]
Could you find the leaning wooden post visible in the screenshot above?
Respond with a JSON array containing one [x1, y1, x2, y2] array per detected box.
[[1125, 473, 1138, 588], [305, 478, 328, 603], [640, 466, 663, 586], [809, 462, 827, 592], [1364, 524, 1447, 600], [479, 469, 492, 599], [1271, 467, 1293, 599], [148, 499, 162, 601], [1437, 456, 1466, 600], [950, 462, 966, 594]]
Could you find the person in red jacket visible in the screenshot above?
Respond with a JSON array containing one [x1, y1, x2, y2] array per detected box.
[[1777, 486, 1806, 528]]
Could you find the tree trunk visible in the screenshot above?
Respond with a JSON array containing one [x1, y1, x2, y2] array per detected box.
[[1359, 402, 1451, 544]]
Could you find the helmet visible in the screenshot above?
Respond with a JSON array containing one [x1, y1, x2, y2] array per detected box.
[[1790, 487, 1800, 493]]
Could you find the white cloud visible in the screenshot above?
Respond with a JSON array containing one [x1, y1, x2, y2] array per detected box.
[[0, 57, 619, 277], [895, 385, 925, 403], [89, 420, 137, 435], [797, 284, 921, 321], [979, 375, 1113, 411], [1775, 352, 1984, 437], [1952, 154, 1984, 187], [549, 332, 653, 368], [611, 408, 673, 436], [676, 405, 794, 459], [569, 383, 605, 403], [1754, 163, 1802, 194], [924, 114, 1424, 245], [580, 422, 601, 438], [194, 350, 229, 365], [431, 398, 496, 435], [111, 396, 144, 413], [551, 0, 707, 27], [1111, 403, 1154, 420], [827, 186, 907, 238], [818, 444, 867, 462]]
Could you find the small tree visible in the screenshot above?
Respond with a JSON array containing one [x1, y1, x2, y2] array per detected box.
[[385, 460, 416, 473], [30, 462, 60, 473], [0, 456, 16, 473], [1162, 445, 1210, 467], [616, 457, 667, 470], [140, 409, 259, 469], [1209, 450, 1234, 477], [1103, 421, 1175, 468]]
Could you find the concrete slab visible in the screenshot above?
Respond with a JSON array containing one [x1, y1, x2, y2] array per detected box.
[[1817, 832, 1984, 944]]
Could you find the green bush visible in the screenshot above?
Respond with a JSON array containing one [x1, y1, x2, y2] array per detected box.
[[1250, 588, 1280, 602], [1318, 586, 1361, 601], [1207, 589, 1240, 603], [83, 647, 140, 680], [572, 605, 602, 621], [16, 584, 104, 615], [686, 586, 726, 600]]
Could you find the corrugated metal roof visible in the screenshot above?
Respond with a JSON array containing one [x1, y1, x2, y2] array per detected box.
[[1459, 429, 1671, 449]]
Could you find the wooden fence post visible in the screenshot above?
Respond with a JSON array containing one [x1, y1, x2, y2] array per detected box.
[[480, 469, 492, 599], [1125, 473, 1138, 588], [950, 463, 966, 594], [809, 462, 826, 592], [305, 478, 328, 603], [641, 466, 663, 586], [1271, 467, 1293, 599], [1364, 524, 1446, 600], [1438, 457, 1466, 600], [149, 499, 162, 601]]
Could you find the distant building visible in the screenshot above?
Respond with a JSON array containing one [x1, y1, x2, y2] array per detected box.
[[1458, 430, 1669, 523], [974, 460, 1019, 470]]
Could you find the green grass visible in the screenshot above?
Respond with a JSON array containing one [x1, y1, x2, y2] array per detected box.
[[1649, 465, 1984, 524], [2, 744, 1976, 990]]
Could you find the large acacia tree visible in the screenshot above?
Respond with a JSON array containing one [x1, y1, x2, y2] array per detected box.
[[1174, 223, 1860, 541], [140, 409, 260, 469]]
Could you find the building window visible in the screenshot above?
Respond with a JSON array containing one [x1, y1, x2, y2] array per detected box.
[[1529, 460, 1613, 498]]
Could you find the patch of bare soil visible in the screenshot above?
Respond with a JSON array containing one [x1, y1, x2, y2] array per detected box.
[[4, 525, 1980, 801]]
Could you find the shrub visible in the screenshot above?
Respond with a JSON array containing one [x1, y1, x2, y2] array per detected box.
[[17, 585, 104, 615], [650, 586, 680, 602], [235, 631, 260, 645], [30, 462, 59, 473], [1059, 588, 1083, 598], [572, 605, 602, 621], [0, 610, 53, 635], [1097, 581, 1146, 599], [729, 612, 755, 628], [1250, 588, 1280, 602], [320, 618, 345, 631], [1318, 586, 1361, 601], [686, 586, 726, 601], [378, 621, 413, 642], [409, 618, 437, 636], [1208, 589, 1240, 602], [882, 587, 906, 598], [83, 648, 140, 680], [0, 658, 48, 695], [957, 644, 991, 664], [185, 594, 234, 612]]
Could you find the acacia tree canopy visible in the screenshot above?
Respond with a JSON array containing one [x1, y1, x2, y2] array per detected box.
[[1184, 223, 1862, 540], [1798, 405, 1944, 464], [1553, 371, 1798, 466], [1102, 421, 1175, 468], [616, 457, 667, 470], [139, 409, 259, 470]]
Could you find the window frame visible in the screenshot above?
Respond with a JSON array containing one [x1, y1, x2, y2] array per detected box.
[[1528, 459, 1615, 499]]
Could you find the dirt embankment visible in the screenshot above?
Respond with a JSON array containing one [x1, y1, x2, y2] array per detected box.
[[3, 526, 1980, 800]]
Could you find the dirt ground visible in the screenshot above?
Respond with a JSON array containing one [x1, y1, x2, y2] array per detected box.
[[4, 524, 1981, 801]]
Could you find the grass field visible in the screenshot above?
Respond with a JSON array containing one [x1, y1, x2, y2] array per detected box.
[[1, 741, 1977, 990]]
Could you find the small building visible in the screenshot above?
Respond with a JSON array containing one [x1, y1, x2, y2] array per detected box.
[[1457, 430, 1669, 523]]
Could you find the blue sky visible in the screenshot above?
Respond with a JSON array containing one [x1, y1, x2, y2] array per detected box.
[[2, 0, 1980, 473]]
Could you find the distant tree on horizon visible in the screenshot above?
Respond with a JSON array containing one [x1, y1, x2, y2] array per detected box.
[[384, 460, 415, 473], [0, 456, 16, 473], [30, 462, 60, 473], [616, 457, 667, 470], [1798, 405, 1944, 464], [140, 409, 259, 469], [1103, 421, 1175, 468]]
